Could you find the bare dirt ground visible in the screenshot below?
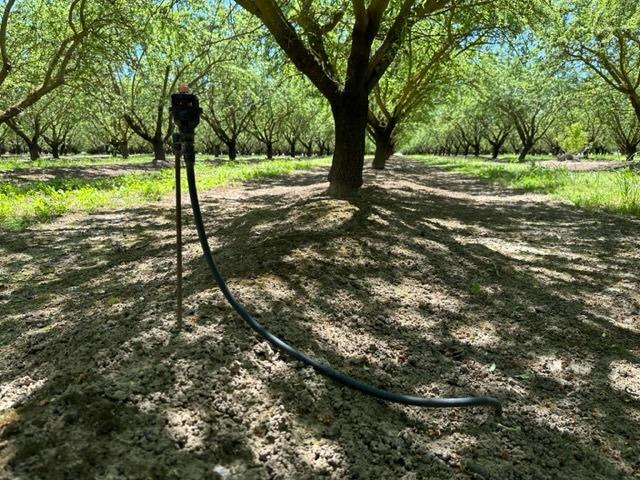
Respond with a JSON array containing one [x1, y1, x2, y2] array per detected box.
[[539, 160, 633, 171], [1, 158, 639, 479], [0, 162, 160, 183], [0, 157, 262, 183]]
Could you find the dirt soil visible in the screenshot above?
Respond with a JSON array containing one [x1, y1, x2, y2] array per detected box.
[[539, 160, 630, 171], [0, 163, 159, 183], [1, 158, 639, 479]]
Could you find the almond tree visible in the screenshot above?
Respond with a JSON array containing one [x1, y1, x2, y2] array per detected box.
[[0, 122, 8, 154], [367, 7, 494, 169], [0, 0, 130, 123], [548, 0, 640, 121], [4, 101, 53, 160], [109, 2, 233, 163], [598, 91, 640, 159], [233, 0, 492, 196], [488, 48, 566, 161], [201, 65, 260, 161], [250, 80, 287, 159]]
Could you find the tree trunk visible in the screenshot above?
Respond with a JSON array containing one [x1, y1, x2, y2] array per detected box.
[[152, 138, 166, 164], [473, 142, 481, 157], [629, 93, 640, 123], [266, 141, 273, 160], [623, 143, 637, 160], [490, 142, 500, 160], [304, 143, 313, 157], [372, 127, 394, 170], [28, 142, 40, 161], [289, 140, 296, 158], [463, 144, 470, 156], [120, 141, 130, 159], [225, 139, 237, 161], [51, 142, 60, 159], [329, 94, 367, 197], [519, 142, 533, 162]]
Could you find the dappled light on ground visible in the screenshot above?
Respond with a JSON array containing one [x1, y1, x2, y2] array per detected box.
[[1, 159, 639, 478]]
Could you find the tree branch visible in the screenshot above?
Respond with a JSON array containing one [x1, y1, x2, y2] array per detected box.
[[235, 0, 340, 102]]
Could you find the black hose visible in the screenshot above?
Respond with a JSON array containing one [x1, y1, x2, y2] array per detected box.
[[184, 161, 502, 414]]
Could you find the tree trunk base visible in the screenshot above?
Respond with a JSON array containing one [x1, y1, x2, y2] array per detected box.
[[372, 147, 393, 169], [327, 181, 360, 198]]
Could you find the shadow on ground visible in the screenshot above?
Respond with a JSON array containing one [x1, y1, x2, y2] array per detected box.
[[1, 158, 639, 479]]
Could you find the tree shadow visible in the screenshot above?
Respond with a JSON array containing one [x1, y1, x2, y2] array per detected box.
[[1, 159, 639, 478]]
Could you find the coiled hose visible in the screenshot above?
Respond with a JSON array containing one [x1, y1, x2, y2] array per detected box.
[[184, 160, 502, 414]]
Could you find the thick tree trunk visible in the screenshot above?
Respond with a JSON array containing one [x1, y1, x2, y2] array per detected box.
[[120, 141, 130, 159], [305, 143, 313, 157], [152, 138, 166, 164], [463, 144, 470, 156], [51, 142, 60, 159], [490, 142, 500, 160], [288, 140, 296, 158], [519, 142, 533, 162], [473, 142, 481, 157], [489, 136, 509, 160], [329, 94, 368, 197], [630, 93, 640, 123], [372, 128, 394, 170], [266, 141, 273, 160], [28, 142, 40, 161], [623, 143, 637, 160], [226, 140, 237, 161]]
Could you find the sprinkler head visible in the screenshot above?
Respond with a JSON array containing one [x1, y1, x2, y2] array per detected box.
[[170, 90, 202, 135]]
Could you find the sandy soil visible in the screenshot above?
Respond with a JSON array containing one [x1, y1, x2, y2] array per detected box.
[[539, 160, 633, 171], [1, 158, 639, 479], [0, 163, 159, 183]]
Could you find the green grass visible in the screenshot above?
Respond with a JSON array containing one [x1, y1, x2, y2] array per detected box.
[[412, 155, 640, 217], [0, 156, 331, 231], [0, 154, 151, 171]]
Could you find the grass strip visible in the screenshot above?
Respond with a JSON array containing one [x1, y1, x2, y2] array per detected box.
[[0, 157, 330, 231], [412, 155, 640, 217]]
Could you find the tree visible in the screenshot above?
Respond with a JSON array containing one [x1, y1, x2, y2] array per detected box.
[[281, 78, 318, 157], [250, 80, 286, 159], [490, 48, 565, 161], [483, 116, 511, 160], [548, 0, 640, 121], [109, 2, 231, 163], [597, 91, 640, 159], [41, 92, 81, 158], [5, 101, 53, 160], [0, 122, 8, 154], [234, 0, 490, 196], [367, 6, 497, 169], [0, 0, 130, 124], [468, 59, 513, 159], [201, 65, 260, 161], [558, 122, 589, 154]]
